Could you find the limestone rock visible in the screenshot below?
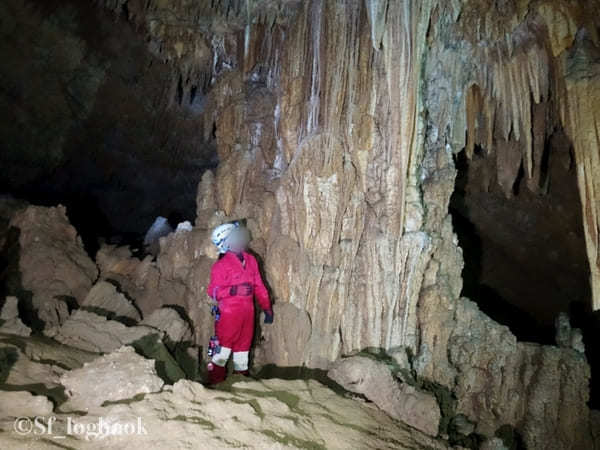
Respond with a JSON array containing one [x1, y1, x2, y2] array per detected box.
[[141, 307, 193, 344], [0, 391, 53, 418], [480, 437, 509, 450], [253, 302, 312, 367], [60, 346, 164, 411], [0, 333, 97, 393], [0, 297, 31, 337], [8, 206, 98, 331], [81, 281, 141, 323], [54, 310, 155, 353], [328, 356, 441, 436], [421, 296, 596, 449], [1, 376, 451, 449], [95, 244, 164, 317]]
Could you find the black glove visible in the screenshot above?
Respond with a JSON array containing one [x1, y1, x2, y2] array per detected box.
[[264, 310, 274, 324]]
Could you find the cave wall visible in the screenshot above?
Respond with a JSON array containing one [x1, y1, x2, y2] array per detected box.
[[34, 0, 597, 445]]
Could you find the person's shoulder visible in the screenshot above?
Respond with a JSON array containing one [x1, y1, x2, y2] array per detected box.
[[244, 251, 258, 263], [211, 255, 228, 269]]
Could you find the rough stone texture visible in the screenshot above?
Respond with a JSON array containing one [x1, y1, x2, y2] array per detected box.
[[328, 356, 441, 437], [0, 332, 97, 389], [443, 299, 594, 447], [141, 307, 193, 344], [96, 234, 216, 350], [8, 205, 98, 332], [253, 302, 312, 368], [95, 244, 164, 317], [0, 297, 31, 336], [4, 1, 592, 448], [0, 391, 53, 418], [81, 281, 141, 323], [54, 310, 155, 353], [0, 377, 451, 449], [480, 438, 509, 450], [59, 346, 164, 412]]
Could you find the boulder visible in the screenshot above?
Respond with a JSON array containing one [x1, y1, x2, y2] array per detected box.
[[0, 334, 97, 401], [328, 356, 441, 436], [60, 346, 164, 411], [81, 281, 141, 324], [8, 205, 98, 332], [54, 310, 155, 353], [95, 244, 164, 317], [0, 391, 53, 418], [141, 307, 192, 344], [0, 297, 31, 336]]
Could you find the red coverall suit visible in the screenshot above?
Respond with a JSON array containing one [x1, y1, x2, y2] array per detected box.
[[206, 251, 271, 380]]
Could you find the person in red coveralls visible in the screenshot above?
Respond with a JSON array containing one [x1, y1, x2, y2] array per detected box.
[[206, 221, 273, 384]]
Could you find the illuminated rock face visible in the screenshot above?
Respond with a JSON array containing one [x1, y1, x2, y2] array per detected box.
[[3, 0, 592, 446]]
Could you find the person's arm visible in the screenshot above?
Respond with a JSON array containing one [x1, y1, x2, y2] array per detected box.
[[251, 256, 272, 313]]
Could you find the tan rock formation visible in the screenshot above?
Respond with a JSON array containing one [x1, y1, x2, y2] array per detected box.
[[8, 206, 98, 332], [0, 377, 451, 449], [60, 346, 164, 412], [328, 356, 441, 437], [89, 1, 600, 446]]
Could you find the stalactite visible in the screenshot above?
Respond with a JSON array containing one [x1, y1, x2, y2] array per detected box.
[[456, 0, 600, 309], [561, 35, 600, 311]]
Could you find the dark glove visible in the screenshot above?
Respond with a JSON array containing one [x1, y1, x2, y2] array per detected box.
[[263, 310, 274, 324]]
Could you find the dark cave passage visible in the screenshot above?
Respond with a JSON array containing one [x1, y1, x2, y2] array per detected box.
[[450, 135, 600, 408], [0, 0, 219, 256]]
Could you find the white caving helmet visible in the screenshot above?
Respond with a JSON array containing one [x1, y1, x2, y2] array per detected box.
[[211, 221, 249, 254]]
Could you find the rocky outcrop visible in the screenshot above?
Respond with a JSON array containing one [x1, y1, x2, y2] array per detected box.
[[53, 310, 155, 353], [0, 332, 97, 393], [60, 346, 164, 412], [448, 299, 593, 447], [81, 281, 141, 324], [1, 376, 451, 449], [8, 205, 98, 333], [328, 356, 441, 437], [141, 307, 193, 344], [0, 297, 31, 337], [0, 391, 53, 418], [252, 302, 312, 368]]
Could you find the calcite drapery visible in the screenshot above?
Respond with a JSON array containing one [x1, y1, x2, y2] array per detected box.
[[93, 0, 599, 445]]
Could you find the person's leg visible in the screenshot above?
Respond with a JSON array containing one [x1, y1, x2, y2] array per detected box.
[[232, 351, 249, 375], [232, 304, 255, 375], [209, 305, 242, 384], [208, 346, 230, 384]]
